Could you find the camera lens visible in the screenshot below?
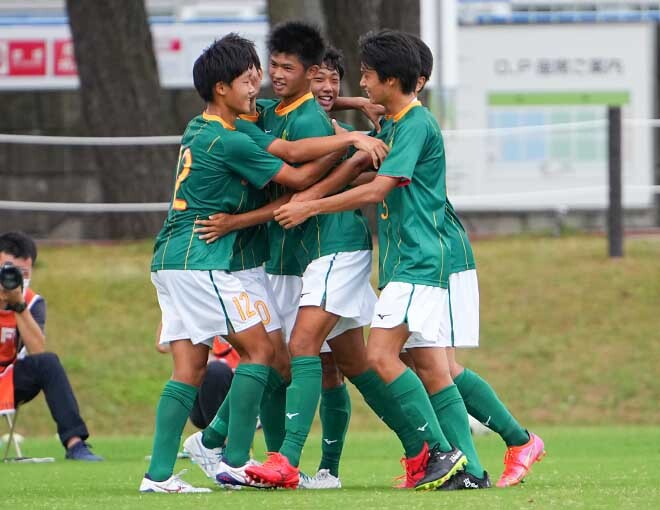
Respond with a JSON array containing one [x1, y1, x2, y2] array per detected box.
[[0, 263, 23, 291]]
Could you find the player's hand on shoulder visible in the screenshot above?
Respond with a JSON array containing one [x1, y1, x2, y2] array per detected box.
[[194, 213, 237, 244], [351, 133, 389, 169], [358, 98, 386, 132]]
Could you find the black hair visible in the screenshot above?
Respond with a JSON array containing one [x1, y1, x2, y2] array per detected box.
[[408, 34, 433, 81], [220, 32, 261, 71], [0, 232, 37, 263], [322, 45, 345, 80], [193, 34, 254, 102], [267, 20, 325, 69], [359, 29, 421, 95]]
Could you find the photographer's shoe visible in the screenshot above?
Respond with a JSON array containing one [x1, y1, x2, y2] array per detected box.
[[65, 441, 104, 461]]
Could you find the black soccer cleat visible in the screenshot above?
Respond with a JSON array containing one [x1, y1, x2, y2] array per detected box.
[[414, 445, 467, 491], [437, 470, 492, 490]]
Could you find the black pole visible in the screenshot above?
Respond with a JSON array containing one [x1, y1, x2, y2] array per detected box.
[[608, 106, 623, 258]]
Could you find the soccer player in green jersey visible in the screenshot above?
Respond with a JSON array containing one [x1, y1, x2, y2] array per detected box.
[[407, 34, 546, 489], [185, 35, 386, 487], [141, 35, 352, 493], [260, 29, 468, 491]]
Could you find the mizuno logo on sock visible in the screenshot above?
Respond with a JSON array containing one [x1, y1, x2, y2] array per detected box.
[[323, 439, 338, 445], [484, 416, 491, 427], [286, 412, 300, 420], [417, 422, 429, 432], [377, 313, 391, 319]]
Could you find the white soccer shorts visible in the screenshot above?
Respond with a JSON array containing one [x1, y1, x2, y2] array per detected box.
[[371, 281, 451, 348], [448, 269, 480, 348], [232, 266, 281, 333], [152, 270, 263, 346], [300, 250, 377, 353], [267, 273, 302, 342]]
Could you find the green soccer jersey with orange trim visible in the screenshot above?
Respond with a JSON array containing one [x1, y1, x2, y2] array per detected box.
[[257, 93, 371, 276], [374, 101, 451, 289], [151, 112, 283, 272]]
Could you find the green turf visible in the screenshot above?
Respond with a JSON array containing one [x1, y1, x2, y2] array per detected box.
[[14, 235, 659, 436], [1, 427, 659, 509]]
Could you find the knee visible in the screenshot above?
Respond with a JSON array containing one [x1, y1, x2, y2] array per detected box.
[[288, 334, 317, 357], [174, 364, 207, 387], [245, 339, 274, 365], [366, 349, 389, 375], [33, 351, 61, 366], [448, 360, 464, 380]]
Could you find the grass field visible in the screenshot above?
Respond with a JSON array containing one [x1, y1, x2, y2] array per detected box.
[[2, 235, 659, 507], [2, 428, 659, 509], [14, 234, 660, 435]]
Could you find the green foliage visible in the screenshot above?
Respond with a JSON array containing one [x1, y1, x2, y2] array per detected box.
[[1, 428, 659, 509], [13, 236, 660, 437]]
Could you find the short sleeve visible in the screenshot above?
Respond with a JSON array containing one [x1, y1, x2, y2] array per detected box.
[[377, 120, 427, 184], [29, 297, 46, 331], [235, 118, 277, 151], [223, 132, 284, 189]]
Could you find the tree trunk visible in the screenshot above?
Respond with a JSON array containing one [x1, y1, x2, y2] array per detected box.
[[66, 0, 176, 238], [321, 0, 420, 127], [268, 0, 325, 29]]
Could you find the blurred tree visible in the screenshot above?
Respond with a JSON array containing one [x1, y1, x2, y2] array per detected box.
[[268, 0, 325, 28], [321, 0, 420, 128], [66, 0, 176, 238]]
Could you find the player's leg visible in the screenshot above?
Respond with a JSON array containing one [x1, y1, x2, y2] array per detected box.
[[449, 269, 543, 487], [407, 345, 487, 486]]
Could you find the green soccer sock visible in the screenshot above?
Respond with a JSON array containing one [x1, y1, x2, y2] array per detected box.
[[454, 368, 529, 447], [147, 380, 198, 481], [202, 387, 230, 449], [318, 383, 351, 477], [430, 384, 485, 478], [387, 368, 452, 452], [259, 367, 287, 452], [279, 356, 322, 467], [224, 363, 269, 467], [349, 369, 424, 458]]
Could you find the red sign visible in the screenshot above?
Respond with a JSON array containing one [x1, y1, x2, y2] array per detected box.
[[7, 40, 46, 76], [53, 39, 77, 76]]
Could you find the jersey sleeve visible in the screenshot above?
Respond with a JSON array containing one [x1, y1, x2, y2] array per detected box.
[[235, 118, 277, 151], [377, 120, 427, 185], [29, 297, 46, 331], [224, 132, 284, 189]]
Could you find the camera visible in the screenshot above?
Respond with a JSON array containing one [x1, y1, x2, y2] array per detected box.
[[0, 262, 23, 291]]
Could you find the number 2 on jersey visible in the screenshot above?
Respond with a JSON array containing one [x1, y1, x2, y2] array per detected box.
[[172, 147, 192, 211]]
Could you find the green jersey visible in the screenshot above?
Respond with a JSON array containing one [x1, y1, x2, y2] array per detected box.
[[151, 112, 283, 272], [374, 101, 451, 289], [258, 93, 371, 275], [445, 199, 476, 274]]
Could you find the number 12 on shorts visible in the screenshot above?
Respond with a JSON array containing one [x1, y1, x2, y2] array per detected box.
[[233, 291, 271, 326]]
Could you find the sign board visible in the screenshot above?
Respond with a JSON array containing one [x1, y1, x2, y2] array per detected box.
[[451, 23, 655, 209], [0, 20, 269, 90]]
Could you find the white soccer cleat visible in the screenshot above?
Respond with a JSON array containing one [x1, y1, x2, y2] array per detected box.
[[183, 431, 223, 479], [139, 469, 212, 493], [215, 458, 271, 489], [298, 469, 342, 489]]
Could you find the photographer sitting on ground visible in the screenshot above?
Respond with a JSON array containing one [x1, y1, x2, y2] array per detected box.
[[0, 232, 102, 461]]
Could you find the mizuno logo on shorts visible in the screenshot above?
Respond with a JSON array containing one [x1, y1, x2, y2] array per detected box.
[[377, 313, 391, 319]]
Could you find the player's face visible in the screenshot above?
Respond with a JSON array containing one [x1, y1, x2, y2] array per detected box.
[[225, 69, 255, 115], [359, 65, 387, 105], [269, 52, 315, 100], [311, 65, 341, 112]]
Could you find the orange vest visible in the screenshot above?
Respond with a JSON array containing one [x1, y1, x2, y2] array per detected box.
[[0, 288, 39, 373]]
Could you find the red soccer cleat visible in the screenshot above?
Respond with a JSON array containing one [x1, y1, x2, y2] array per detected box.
[[246, 452, 299, 489], [394, 442, 429, 489], [496, 432, 546, 488]]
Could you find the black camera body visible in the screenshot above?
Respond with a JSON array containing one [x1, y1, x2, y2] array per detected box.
[[0, 262, 24, 291]]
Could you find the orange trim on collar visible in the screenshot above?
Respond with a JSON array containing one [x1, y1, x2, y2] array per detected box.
[[202, 111, 236, 130], [275, 92, 315, 116], [239, 112, 259, 123], [392, 100, 422, 122]]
